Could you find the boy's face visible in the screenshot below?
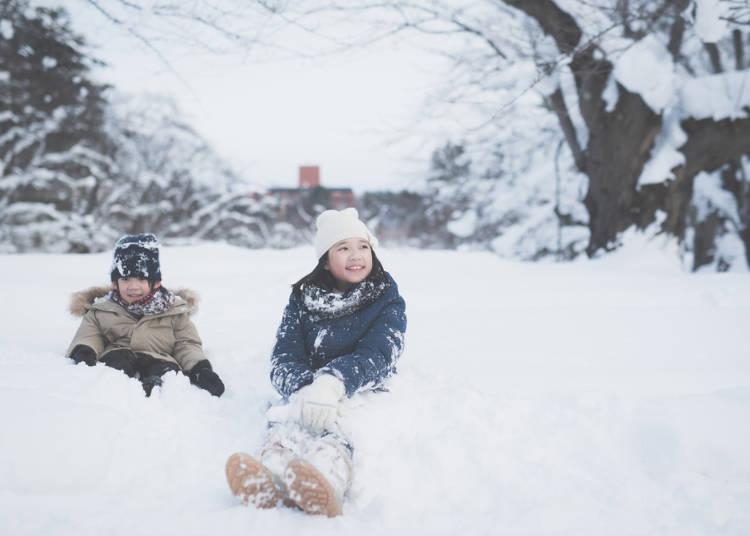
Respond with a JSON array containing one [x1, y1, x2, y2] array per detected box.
[[115, 277, 159, 304], [324, 237, 373, 292]]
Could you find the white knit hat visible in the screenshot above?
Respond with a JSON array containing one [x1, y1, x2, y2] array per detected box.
[[314, 208, 378, 259]]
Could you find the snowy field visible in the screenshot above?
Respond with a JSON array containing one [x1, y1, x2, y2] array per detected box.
[[1, 240, 749, 535]]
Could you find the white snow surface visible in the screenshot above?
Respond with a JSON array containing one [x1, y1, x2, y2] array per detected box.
[[693, 171, 741, 223], [694, 0, 729, 43], [1, 244, 750, 535], [634, 66, 750, 187], [614, 36, 675, 113], [680, 70, 750, 121], [602, 73, 619, 113], [638, 106, 687, 186], [446, 209, 478, 238], [0, 19, 13, 40]]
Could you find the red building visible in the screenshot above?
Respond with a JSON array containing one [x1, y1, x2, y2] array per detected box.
[[269, 166, 355, 217], [298, 166, 320, 188]]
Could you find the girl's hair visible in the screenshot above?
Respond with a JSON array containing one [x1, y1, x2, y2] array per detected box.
[[292, 248, 387, 296]]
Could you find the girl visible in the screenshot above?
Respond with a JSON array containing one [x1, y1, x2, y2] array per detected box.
[[226, 208, 407, 517]]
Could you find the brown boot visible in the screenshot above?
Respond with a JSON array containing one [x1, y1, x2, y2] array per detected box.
[[284, 459, 343, 517], [225, 452, 282, 508]]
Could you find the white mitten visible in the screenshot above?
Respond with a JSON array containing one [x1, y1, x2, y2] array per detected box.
[[294, 374, 346, 433]]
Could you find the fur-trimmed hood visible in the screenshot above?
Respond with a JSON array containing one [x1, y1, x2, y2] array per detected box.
[[69, 286, 199, 317]]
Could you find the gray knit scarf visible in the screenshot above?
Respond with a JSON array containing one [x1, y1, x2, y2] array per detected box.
[[110, 286, 176, 319], [302, 277, 390, 321]]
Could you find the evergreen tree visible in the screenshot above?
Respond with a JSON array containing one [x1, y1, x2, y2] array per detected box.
[[358, 190, 429, 247], [0, 0, 116, 252], [424, 141, 474, 248], [103, 94, 276, 248]]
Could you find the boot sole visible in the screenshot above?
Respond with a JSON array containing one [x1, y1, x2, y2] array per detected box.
[[225, 452, 281, 508], [284, 458, 342, 517]]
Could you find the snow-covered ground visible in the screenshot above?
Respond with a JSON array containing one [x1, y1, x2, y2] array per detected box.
[[1, 241, 749, 535]]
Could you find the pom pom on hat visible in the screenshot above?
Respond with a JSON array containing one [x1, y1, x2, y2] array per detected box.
[[314, 208, 378, 259], [110, 233, 162, 282]]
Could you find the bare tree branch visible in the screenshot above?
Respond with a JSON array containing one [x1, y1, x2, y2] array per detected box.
[[502, 0, 582, 55], [620, 0, 634, 37], [726, 0, 750, 25], [704, 42, 724, 73], [84, 0, 194, 90], [447, 14, 507, 60], [667, 3, 686, 59], [733, 28, 745, 69], [113, 0, 142, 10], [546, 87, 587, 172]]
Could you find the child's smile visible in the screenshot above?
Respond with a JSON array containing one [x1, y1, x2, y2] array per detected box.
[[325, 238, 373, 291], [116, 277, 155, 304]]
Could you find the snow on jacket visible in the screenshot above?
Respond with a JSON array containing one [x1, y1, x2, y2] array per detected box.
[[270, 273, 407, 398], [66, 286, 205, 372]]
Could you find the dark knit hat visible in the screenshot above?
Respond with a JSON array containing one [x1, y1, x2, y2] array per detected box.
[[110, 233, 162, 282]]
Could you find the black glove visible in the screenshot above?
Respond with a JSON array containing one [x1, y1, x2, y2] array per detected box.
[[137, 356, 179, 397], [187, 360, 225, 397], [140, 375, 164, 397], [70, 345, 97, 366], [100, 348, 138, 377]]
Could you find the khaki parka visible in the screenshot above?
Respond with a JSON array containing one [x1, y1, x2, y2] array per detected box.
[[66, 286, 204, 372]]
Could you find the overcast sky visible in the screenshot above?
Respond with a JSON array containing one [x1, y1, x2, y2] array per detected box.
[[50, 1, 454, 192]]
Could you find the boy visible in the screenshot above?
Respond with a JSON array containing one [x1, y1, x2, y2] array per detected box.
[[66, 233, 224, 397]]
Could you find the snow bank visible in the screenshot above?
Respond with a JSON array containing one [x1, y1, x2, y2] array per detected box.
[[1, 245, 749, 535], [680, 70, 750, 121], [614, 36, 674, 113], [636, 67, 750, 186], [638, 107, 687, 186]]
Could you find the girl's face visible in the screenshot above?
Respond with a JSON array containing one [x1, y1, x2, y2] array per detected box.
[[115, 277, 158, 304], [325, 237, 373, 291]]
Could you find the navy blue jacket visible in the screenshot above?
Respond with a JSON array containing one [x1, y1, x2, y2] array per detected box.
[[270, 274, 406, 398]]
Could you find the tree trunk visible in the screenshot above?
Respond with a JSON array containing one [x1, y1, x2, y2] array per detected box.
[[504, 0, 750, 266], [583, 87, 661, 254], [665, 115, 750, 236]]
